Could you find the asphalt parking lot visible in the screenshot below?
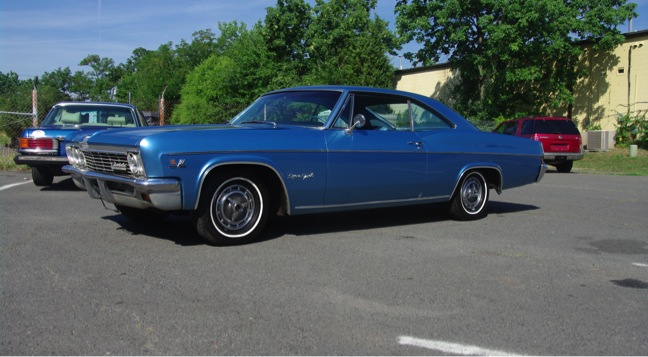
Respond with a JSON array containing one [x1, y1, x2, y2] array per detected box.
[[1, 170, 647, 355]]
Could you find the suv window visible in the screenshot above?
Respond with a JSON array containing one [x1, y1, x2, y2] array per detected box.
[[520, 120, 535, 135], [495, 121, 518, 135], [533, 119, 580, 135]]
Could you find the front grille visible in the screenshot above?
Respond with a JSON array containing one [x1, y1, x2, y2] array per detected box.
[[84, 151, 131, 175]]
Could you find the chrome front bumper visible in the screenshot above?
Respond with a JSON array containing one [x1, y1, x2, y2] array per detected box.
[[63, 165, 182, 210]]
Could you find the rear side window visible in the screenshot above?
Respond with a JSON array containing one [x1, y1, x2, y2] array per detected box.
[[533, 119, 580, 135], [495, 121, 518, 135]]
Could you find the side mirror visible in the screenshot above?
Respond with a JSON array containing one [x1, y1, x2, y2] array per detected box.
[[345, 114, 366, 134]]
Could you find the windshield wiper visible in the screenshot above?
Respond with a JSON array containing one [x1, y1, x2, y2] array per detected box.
[[240, 120, 277, 128]]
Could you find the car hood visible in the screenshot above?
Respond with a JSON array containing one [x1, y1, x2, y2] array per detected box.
[[79, 124, 281, 148]]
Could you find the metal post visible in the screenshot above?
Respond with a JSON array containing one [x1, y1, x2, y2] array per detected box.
[[159, 89, 166, 126], [32, 87, 38, 127]]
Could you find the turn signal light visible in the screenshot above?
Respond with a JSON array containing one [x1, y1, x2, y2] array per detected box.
[[20, 137, 57, 150]]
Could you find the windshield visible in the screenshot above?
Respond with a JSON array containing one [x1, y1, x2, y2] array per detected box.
[[41, 105, 139, 127], [231, 91, 342, 127]]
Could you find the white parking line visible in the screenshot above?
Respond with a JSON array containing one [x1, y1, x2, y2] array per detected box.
[[399, 336, 520, 356], [632, 263, 648, 267], [0, 180, 32, 191]]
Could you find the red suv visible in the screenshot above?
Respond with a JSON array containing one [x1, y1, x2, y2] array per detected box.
[[494, 116, 584, 173]]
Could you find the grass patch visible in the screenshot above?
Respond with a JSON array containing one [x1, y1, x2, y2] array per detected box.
[[0, 132, 27, 171], [574, 147, 648, 176]]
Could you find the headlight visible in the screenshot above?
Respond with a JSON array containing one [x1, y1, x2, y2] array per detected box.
[[74, 147, 86, 167], [127, 151, 145, 176], [66, 145, 86, 168]]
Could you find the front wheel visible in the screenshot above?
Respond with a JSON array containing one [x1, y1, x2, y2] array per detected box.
[[194, 172, 268, 246], [449, 171, 489, 220]]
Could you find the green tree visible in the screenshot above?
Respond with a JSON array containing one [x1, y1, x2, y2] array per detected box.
[[116, 29, 221, 110], [395, 0, 638, 121], [263, 0, 313, 86], [172, 23, 274, 124], [40, 67, 75, 98], [78, 54, 122, 101], [307, 0, 398, 87]]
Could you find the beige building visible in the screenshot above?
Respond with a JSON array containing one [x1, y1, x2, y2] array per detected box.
[[394, 30, 648, 139]]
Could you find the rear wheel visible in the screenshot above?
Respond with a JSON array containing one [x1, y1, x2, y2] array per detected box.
[[555, 161, 573, 173], [449, 171, 489, 220], [194, 172, 268, 246], [31, 166, 54, 186]]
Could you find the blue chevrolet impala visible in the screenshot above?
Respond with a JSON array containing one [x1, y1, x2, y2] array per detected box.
[[64, 86, 547, 245]]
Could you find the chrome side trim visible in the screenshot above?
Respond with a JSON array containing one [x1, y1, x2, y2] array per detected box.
[[450, 165, 503, 197], [295, 195, 450, 212]]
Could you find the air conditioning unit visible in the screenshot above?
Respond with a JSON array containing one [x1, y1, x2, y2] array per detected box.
[[587, 130, 615, 151]]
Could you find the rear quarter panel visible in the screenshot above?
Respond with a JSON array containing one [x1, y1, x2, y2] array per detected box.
[[418, 130, 543, 195]]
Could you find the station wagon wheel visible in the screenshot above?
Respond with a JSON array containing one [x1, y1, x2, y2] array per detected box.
[[449, 171, 489, 220], [195, 172, 268, 246], [31, 166, 54, 186]]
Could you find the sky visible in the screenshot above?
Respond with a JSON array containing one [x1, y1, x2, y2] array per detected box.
[[1, 0, 648, 80]]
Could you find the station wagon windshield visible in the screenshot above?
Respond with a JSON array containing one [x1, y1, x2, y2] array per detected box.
[[231, 91, 341, 127], [41, 105, 139, 127]]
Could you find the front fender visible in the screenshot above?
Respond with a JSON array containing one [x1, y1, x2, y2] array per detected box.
[[194, 155, 289, 211]]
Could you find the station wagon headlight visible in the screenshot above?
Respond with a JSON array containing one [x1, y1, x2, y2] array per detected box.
[[127, 151, 145, 176]]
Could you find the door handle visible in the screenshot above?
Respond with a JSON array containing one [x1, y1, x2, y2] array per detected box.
[[408, 141, 423, 149]]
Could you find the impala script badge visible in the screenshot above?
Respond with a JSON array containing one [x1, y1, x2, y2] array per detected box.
[[287, 172, 315, 180]]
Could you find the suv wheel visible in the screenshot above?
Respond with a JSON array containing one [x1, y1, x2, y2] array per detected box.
[[555, 161, 573, 173]]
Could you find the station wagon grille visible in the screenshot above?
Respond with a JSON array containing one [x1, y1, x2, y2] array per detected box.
[[84, 151, 131, 175]]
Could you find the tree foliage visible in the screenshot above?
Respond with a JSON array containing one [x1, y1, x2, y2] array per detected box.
[[173, 0, 400, 124], [115, 29, 221, 110], [306, 0, 398, 87], [172, 23, 275, 124], [395, 0, 638, 121]]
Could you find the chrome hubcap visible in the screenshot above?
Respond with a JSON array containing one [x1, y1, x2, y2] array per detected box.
[[214, 184, 255, 232], [461, 176, 484, 212]]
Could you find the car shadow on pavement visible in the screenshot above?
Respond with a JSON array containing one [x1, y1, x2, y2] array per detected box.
[[486, 200, 540, 215], [101, 201, 539, 246], [102, 213, 205, 247], [264, 200, 539, 239], [39, 177, 83, 192]]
